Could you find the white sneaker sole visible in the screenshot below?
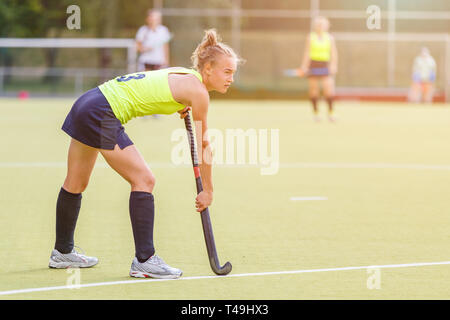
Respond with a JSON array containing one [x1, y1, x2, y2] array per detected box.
[[129, 270, 182, 279], [49, 260, 98, 269]]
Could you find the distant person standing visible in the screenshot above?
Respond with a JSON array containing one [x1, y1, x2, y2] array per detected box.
[[300, 16, 338, 122], [409, 47, 436, 104], [136, 9, 171, 72], [136, 9, 172, 119]]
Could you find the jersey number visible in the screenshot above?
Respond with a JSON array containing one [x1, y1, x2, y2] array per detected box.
[[116, 73, 146, 82]]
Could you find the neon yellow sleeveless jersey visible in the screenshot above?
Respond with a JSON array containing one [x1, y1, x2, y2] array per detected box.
[[309, 32, 331, 62], [98, 67, 202, 124]]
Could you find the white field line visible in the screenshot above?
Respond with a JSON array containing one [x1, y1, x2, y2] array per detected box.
[[0, 260, 449, 297], [290, 196, 328, 201], [2, 162, 450, 170]]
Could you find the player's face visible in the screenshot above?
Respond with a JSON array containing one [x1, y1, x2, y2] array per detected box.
[[314, 19, 329, 33], [207, 55, 237, 94], [147, 13, 161, 27]]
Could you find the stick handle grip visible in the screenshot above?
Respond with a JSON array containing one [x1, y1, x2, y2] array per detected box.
[[184, 113, 199, 167]]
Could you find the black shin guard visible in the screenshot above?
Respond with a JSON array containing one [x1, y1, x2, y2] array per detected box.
[[54, 187, 82, 253], [129, 191, 156, 263]]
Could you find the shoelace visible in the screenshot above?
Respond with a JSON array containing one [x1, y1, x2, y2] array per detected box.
[[150, 255, 165, 266], [72, 245, 87, 257]]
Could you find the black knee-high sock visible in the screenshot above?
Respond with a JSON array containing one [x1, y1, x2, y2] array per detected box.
[[129, 191, 155, 263], [311, 97, 318, 114], [55, 187, 82, 253]]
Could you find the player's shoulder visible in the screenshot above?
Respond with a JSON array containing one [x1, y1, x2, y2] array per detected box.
[[135, 25, 148, 38], [158, 25, 170, 32], [183, 74, 209, 105], [184, 74, 208, 98], [170, 70, 208, 103], [136, 25, 148, 33]]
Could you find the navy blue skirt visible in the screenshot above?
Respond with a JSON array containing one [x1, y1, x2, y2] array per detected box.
[[62, 87, 133, 150], [308, 60, 330, 77]]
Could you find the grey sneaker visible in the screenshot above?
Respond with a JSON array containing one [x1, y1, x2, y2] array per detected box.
[[49, 247, 98, 269], [129, 255, 182, 279]]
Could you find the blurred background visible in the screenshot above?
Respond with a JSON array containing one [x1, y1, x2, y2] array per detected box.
[[0, 0, 448, 101]]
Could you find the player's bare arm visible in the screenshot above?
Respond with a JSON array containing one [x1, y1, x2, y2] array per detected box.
[[170, 74, 213, 212]]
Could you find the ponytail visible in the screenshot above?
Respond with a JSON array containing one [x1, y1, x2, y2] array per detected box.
[[191, 29, 243, 71]]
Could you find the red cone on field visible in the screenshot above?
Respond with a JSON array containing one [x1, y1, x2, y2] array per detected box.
[[18, 90, 29, 100]]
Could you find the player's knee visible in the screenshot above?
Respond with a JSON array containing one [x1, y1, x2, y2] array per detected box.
[[63, 178, 89, 194], [323, 88, 334, 97], [131, 171, 156, 192], [309, 89, 319, 95], [309, 88, 320, 97]]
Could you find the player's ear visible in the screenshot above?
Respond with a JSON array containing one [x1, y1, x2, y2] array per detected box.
[[204, 61, 213, 77]]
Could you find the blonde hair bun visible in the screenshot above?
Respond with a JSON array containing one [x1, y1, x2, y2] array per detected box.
[[191, 29, 243, 71]]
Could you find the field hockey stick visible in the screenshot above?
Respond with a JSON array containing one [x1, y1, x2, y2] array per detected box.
[[283, 68, 306, 77], [183, 112, 232, 275]]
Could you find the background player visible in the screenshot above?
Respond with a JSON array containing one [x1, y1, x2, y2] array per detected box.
[[136, 9, 172, 119], [409, 47, 437, 104], [135, 9, 171, 71], [300, 16, 338, 122]]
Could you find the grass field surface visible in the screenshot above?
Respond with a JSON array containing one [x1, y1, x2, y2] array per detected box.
[[0, 98, 449, 299]]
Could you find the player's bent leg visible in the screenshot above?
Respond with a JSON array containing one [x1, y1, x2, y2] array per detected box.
[[99, 144, 155, 193], [63, 138, 99, 194], [50, 139, 99, 268], [100, 144, 182, 278]]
